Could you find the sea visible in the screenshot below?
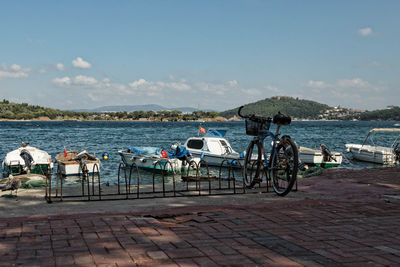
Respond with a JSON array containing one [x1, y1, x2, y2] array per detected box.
[[1, 120, 399, 184]]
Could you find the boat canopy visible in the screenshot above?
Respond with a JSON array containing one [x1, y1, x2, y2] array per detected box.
[[362, 128, 400, 147], [128, 146, 162, 156], [369, 128, 400, 133], [205, 129, 227, 138]]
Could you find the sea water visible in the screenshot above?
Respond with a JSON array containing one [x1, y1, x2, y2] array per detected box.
[[1, 120, 399, 184]]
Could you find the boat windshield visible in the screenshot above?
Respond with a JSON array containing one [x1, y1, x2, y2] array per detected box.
[[362, 128, 400, 148]]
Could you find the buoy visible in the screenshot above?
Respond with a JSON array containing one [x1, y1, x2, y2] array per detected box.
[[102, 152, 109, 160]]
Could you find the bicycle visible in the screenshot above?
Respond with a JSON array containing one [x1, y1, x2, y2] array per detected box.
[[238, 106, 298, 196]]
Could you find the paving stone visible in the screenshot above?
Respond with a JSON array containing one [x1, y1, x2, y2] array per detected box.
[[147, 250, 169, 260], [1, 168, 400, 266]]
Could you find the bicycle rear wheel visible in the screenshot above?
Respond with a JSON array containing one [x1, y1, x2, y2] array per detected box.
[[269, 136, 298, 196], [243, 140, 263, 188]]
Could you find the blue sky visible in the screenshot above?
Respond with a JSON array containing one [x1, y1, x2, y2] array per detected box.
[[0, 1, 399, 111]]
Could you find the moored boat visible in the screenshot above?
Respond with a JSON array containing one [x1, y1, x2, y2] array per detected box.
[[2, 142, 53, 178], [55, 150, 100, 176], [183, 129, 244, 167], [119, 146, 199, 174], [346, 128, 400, 164], [299, 145, 343, 168]]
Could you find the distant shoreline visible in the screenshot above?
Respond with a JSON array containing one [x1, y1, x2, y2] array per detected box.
[[1, 118, 399, 122]]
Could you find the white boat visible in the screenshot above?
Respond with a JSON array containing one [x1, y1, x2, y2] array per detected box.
[[119, 146, 199, 174], [55, 150, 100, 176], [184, 129, 244, 167], [299, 145, 343, 168], [2, 143, 53, 178], [346, 128, 400, 164]]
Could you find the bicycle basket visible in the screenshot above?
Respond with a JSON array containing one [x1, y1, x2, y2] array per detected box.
[[245, 119, 262, 136]]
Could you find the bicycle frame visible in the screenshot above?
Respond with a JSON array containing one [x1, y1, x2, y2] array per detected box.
[[254, 124, 282, 175], [238, 105, 298, 195]]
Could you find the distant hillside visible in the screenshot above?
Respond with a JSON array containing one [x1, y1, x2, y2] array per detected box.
[[75, 104, 213, 113], [0, 100, 219, 121], [357, 106, 400, 121], [220, 96, 330, 119], [0, 99, 91, 120]]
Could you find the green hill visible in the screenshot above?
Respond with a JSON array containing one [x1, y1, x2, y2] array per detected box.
[[357, 106, 400, 121], [220, 96, 331, 119], [0, 99, 92, 120], [0, 100, 219, 121]]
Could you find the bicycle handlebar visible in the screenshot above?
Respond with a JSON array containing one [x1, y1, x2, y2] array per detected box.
[[237, 106, 248, 119], [237, 106, 272, 122], [238, 105, 291, 125]]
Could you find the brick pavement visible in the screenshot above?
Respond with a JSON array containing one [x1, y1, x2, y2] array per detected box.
[[1, 167, 400, 266]]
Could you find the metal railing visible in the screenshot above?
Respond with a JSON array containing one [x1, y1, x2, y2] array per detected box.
[[45, 159, 275, 203]]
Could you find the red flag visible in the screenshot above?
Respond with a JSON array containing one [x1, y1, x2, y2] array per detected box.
[[64, 147, 67, 157], [199, 126, 206, 134], [161, 149, 168, 158]]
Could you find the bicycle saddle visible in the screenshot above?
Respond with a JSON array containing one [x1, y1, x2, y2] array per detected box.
[[273, 112, 291, 125]]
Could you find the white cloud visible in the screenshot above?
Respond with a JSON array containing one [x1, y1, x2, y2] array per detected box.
[[73, 75, 98, 85], [52, 75, 98, 87], [128, 78, 192, 97], [129, 78, 148, 88], [197, 80, 242, 96], [227, 80, 239, 87], [358, 27, 373, 37], [50, 75, 276, 110], [264, 85, 280, 93], [305, 78, 378, 91], [0, 64, 31, 79], [336, 78, 371, 89], [241, 88, 261, 96], [72, 57, 91, 69], [52, 75, 127, 95], [302, 77, 386, 109], [56, 63, 65, 71], [305, 80, 327, 89], [52, 76, 71, 86]]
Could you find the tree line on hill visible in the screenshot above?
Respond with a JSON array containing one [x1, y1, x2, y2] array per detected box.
[[1, 98, 399, 121], [219, 96, 330, 119], [355, 106, 400, 121], [0, 99, 219, 121]]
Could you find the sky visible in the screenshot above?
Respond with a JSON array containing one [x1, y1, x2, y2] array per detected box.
[[0, 1, 399, 111]]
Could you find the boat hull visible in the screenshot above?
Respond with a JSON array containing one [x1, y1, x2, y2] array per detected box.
[[188, 151, 244, 167], [56, 161, 100, 176], [55, 152, 100, 176], [346, 144, 398, 164], [2, 146, 53, 178], [2, 163, 52, 178], [299, 147, 343, 168], [119, 151, 198, 174]]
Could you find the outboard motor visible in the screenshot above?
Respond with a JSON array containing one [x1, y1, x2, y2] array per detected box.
[[320, 144, 336, 162], [74, 150, 97, 161], [20, 149, 34, 172], [170, 143, 192, 165]]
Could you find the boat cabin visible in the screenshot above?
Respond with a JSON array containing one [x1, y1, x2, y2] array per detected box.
[[183, 129, 242, 166], [185, 136, 235, 156]]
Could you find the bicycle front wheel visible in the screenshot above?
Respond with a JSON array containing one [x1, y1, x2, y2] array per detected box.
[[243, 140, 263, 188], [269, 136, 298, 196]]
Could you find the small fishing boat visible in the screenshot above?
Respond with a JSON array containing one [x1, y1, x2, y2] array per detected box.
[[2, 142, 53, 178], [299, 144, 343, 168], [55, 150, 100, 176], [346, 128, 400, 164], [183, 129, 244, 167], [119, 146, 200, 173]]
